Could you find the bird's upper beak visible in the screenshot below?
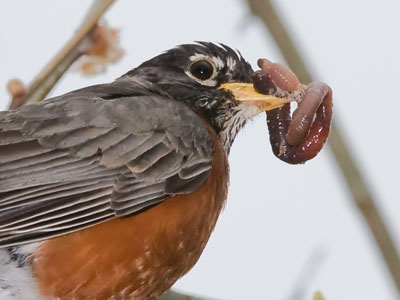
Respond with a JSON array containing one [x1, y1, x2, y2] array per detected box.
[[219, 83, 292, 111]]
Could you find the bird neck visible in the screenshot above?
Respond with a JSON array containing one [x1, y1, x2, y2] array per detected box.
[[218, 105, 248, 155]]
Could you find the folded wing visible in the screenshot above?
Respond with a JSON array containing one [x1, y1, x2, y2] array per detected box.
[[0, 78, 213, 247]]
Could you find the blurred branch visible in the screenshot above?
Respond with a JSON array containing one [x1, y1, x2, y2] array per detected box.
[[8, 0, 116, 109], [286, 247, 327, 300], [159, 290, 219, 300], [246, 0, 400, 295]]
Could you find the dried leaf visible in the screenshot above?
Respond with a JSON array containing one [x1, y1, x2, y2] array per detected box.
[[76, 23, 124, 76]]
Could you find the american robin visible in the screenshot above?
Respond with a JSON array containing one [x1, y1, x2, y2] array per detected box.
[[0, 42, 292, 300]]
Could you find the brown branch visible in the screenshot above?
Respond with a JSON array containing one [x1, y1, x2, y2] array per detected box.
[[246, 0, 400, 295], [8, 0, 116, 109]]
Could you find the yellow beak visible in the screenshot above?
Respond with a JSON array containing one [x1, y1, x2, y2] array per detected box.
[[219, 83, 291, 111]]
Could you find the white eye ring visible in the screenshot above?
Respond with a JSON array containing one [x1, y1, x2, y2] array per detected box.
[[185, 55, 218, 87]]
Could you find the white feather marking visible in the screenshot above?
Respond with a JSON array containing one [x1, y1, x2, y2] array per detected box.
[[188, 53, 207, 62], [220, 103, 260, 153], [0, 243, 43, 300], [226, 56, 237, 73], [210, 56, 224, 70]]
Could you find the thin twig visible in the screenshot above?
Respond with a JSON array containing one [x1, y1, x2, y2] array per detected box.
[[286, 247, 327, 300], [246, 0, 400, 295], [9, 0, 116, 109], [159, 290, 219, 300]]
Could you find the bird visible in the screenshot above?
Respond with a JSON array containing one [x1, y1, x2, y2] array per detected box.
[[0, 42, 291, 300]]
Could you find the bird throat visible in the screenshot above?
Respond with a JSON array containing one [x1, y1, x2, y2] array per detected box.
[[218, 106, 249, 155], [191, 96, 252, 155]]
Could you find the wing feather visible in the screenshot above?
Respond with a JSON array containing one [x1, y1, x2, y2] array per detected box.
[[0, 78, 215, 247]]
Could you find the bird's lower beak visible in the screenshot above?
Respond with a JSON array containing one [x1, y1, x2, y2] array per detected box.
[[219, 83, 292, 111]]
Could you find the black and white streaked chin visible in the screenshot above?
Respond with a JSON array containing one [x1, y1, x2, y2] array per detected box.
[[219, 103, 263, 154]]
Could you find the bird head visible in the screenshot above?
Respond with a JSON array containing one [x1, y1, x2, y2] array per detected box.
[[124, 42, 291, 152]]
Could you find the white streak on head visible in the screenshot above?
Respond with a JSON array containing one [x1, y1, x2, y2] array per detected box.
[[226, 56, 237, 73], [210, 56, 224, 70]]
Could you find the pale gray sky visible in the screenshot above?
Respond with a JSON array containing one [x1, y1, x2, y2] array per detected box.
[[1, 1, 399, 300]]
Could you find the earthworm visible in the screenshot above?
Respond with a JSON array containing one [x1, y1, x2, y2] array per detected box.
[[253, 59, 333, 164], [257, 58, 299, 92], [266, 84, 332, 164], [286, 82, 332, 146]]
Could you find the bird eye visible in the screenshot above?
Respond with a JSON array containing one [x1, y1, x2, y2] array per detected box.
[[189, 60, 215, 81]]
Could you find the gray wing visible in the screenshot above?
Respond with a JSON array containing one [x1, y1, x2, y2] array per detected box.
[[0, 78, 214, 248]]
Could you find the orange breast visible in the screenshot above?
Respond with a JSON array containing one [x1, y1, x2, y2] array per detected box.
[[33, 133, 228, 300]]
